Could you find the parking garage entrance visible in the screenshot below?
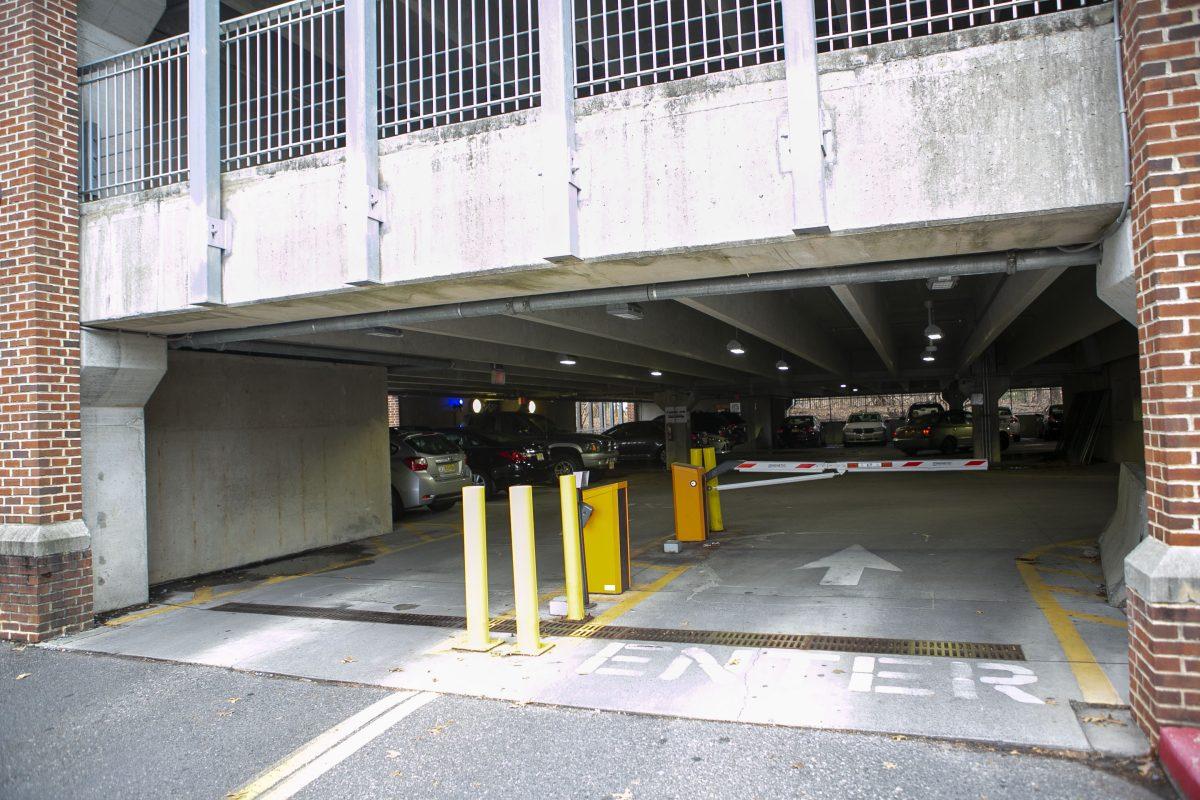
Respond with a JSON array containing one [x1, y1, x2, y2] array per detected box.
[[56, 258, 1144, 754]]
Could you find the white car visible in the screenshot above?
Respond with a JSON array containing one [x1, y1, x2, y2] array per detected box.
[[998, 406, 1021, 442], [842, 412, 888, 446]]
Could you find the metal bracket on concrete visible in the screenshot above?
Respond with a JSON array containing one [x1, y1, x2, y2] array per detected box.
[[344, 0, 384, 287], [367, 187, 389, 224], [538, 0, 582, 263], [186, 0, 225, 307], [206, 217, 232, 253], [781, 0, 829, 235]]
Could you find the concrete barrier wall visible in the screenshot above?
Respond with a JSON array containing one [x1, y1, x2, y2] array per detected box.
[[81, 7, 1120, 326], [144, 351, 390, 584]]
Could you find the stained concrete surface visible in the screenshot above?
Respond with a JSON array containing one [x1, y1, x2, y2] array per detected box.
[[1, 645, 1165, 800], [51, 461, 1139, 755]]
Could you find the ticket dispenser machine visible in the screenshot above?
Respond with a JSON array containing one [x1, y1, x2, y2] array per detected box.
[[581, 481, 631, 595], [671, 463, 708, 542]]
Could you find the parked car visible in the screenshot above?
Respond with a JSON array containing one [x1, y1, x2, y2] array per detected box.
[[842, 412, 888, 446], [1043, 404, 1065, 440], [390, 430, 474, 519], [466, 411, 617, 478], [907, 402, 945, 421], [998, 406, 1021, 442], [892, 409, 973, 455], [650, 413, 734, 454], [604, 420, 666, 465], [692, 411, 745, 446], [776, 415, 824, 447], [434, 428, 551, 496]]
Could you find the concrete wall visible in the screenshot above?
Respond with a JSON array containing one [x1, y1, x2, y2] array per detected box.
[[81, 331, 167, 613], [1062, 354, 1144, 465], [145, 351, 389, 584], [81, 7, 1122, 330]]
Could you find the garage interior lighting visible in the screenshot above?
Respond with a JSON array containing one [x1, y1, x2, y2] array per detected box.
[[649, 370, 663, 377], [923, 300, 943, 341], [927, 275, 959, 291], [726, 337, 745, 356], [775, 359, 789, 371], [606, 302, 644, 321], [364, 326, 405, 338], [528, 400, 537, 413], [558, 354, 577, 365], [839, 383, 848, 389], [922, 344, 937, 362], [471, 398, 483, 413]]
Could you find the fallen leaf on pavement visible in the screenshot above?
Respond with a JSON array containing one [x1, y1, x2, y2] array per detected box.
[[891, 734, 907, 741], [386, 750, 402, 760], [228, 697, 241, 704], [389, 667, 404, 673], [790, 762, 805, 770], [341, 656, 356, 664], [14, 673, 30, 680], [883, 762, 897, 769], [390, 770, 403, 778], [1080, 714, 1125, 727]]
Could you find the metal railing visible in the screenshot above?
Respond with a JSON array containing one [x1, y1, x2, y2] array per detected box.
[[815, 0, 1104, 51], [79, 0, 1106, 199], [574, 0, 784, 98], [221, 0, 346, 172], [377, 0, 541, 137], [80, 36, 188, 201]]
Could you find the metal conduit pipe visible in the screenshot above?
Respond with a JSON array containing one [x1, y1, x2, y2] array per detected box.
[[172, 247, 1100, 349]]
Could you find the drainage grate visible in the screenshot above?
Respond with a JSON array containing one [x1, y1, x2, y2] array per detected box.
[[211, 602, 1024, 661]]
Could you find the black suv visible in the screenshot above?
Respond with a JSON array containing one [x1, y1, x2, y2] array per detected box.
[[465, 412, 617, 479]]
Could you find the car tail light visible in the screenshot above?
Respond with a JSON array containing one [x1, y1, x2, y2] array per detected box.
[[403, 456, 428, 471], [497, 449, 526, 463], [921, 426, 932, 437]]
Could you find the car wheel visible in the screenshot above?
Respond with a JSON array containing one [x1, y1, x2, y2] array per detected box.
[[940, 436, 958, 455], [656, 446, 667, 467], [999, 431, 1011, 452], [482, 474, 500, 499], [391, 486, 404, 522], [550, 450, 583, 480], [429, 498, 457, 513]]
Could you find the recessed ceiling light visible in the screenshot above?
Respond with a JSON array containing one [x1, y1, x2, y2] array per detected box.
[[606, 302, 644, 321], [927, 275, 958, 291], [649, 370, 663, 377], [558, 354, 577, 366]]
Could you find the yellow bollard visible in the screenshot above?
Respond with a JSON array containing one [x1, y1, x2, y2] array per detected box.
[[456, 486, 500, 651], [701, 446, 724, 532], [508, 485, 553, 655], [558, 474, 587, 621]]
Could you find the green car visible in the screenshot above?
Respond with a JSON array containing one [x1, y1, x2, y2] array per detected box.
[[892, 409, 973, 456]]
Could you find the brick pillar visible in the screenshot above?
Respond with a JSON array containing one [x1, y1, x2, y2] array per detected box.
[[1122, 0, 1200, 742], [0, 0, 92, 641]]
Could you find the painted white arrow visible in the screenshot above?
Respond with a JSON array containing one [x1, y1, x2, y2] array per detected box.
[[797, 544, 902, 586]]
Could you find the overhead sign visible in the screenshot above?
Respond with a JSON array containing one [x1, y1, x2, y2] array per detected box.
[[490, 368, 506, 385], [729, 402, 742, 414], [665, 406, 688, 424]]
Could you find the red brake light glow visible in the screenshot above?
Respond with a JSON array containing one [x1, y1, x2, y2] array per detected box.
[[403, 456, 428, 471]]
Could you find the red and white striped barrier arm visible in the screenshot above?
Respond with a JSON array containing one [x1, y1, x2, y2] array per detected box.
[[728, 458, 987, 474]]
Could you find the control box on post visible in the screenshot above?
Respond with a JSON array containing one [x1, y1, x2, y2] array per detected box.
[[671, 463, 708, 542], [581, 480, 631, 594]]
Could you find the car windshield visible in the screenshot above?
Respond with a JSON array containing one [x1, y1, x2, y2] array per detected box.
[[1048, 406, 1064, 419], [848, 413, 881, 423], [998, 407, 1012, 415], [404, 433, 461, 455], [909, 405, 942, 419], [785, 416, 815, 424]]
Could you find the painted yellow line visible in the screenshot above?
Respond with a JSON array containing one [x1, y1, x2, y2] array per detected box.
[[576, 563, 693, 631], [107, 532, 458, 627], [1015, 543, 1120, 706], [1035, 565, 1103, 580], [228, 691, 437, 800], [1068, 611, 1127, 629], [1048, 584, 1101, 599]]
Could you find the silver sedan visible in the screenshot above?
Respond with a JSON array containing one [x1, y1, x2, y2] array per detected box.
[[390, 431, 475, 519]]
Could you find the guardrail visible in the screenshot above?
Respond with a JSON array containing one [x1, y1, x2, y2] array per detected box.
[[78, 0, 1104, 200]]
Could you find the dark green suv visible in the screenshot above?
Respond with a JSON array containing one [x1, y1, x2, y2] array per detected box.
[[892, 409, 973, 456]]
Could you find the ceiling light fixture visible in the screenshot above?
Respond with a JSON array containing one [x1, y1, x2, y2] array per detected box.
[[558, 354, 577, 366], [922, 344, 937, 362], [726, 338, 745, 356], [606, 302, 645, 320], [775, 359, 790, 371], [471, 398, 483, 413], [927, 275, 959, 291], [923, 300, 944, 341], [649, 370, 663, 377], [839, 383, 848, 389], [528, 400, 537, 413], [364, 326, 405, 338]]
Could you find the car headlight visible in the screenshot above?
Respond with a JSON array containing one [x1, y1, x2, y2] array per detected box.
[[583, 441, 601, 453]]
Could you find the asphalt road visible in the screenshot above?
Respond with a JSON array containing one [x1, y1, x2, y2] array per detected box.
[[0, 643, 1167, 800]]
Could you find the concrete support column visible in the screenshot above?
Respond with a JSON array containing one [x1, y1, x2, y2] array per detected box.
[[967, 352, 1008, 466], [0, 0, 91, 642], [81, 332, 167, 613], [1119, 0, 1200, 742]]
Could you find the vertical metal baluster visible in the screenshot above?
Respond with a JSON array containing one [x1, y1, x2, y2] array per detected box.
[[526, 0, 533, 104], [497, 0, 505, 115]]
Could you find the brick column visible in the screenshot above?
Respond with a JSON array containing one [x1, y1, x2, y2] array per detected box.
[[1122, 0, 1200, 742], [0, 0, 92, 641]]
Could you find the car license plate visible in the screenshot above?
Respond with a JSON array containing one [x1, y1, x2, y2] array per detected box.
[[535, 453, 544, 461], [439, 463, 456, 475]]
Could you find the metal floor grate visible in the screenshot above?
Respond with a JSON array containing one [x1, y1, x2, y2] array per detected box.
[[211, 602, 1025, 661]]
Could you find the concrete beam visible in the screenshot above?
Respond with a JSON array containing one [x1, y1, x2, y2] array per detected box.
[[678, 292, 847, 375], [521, 303, 786, 379], [407, 315, 747, 382], [281, 330, 683, 387], [955, 267, 1067, 373], [1002, 292, 1124, 371], [830, 284, 899, 377]]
